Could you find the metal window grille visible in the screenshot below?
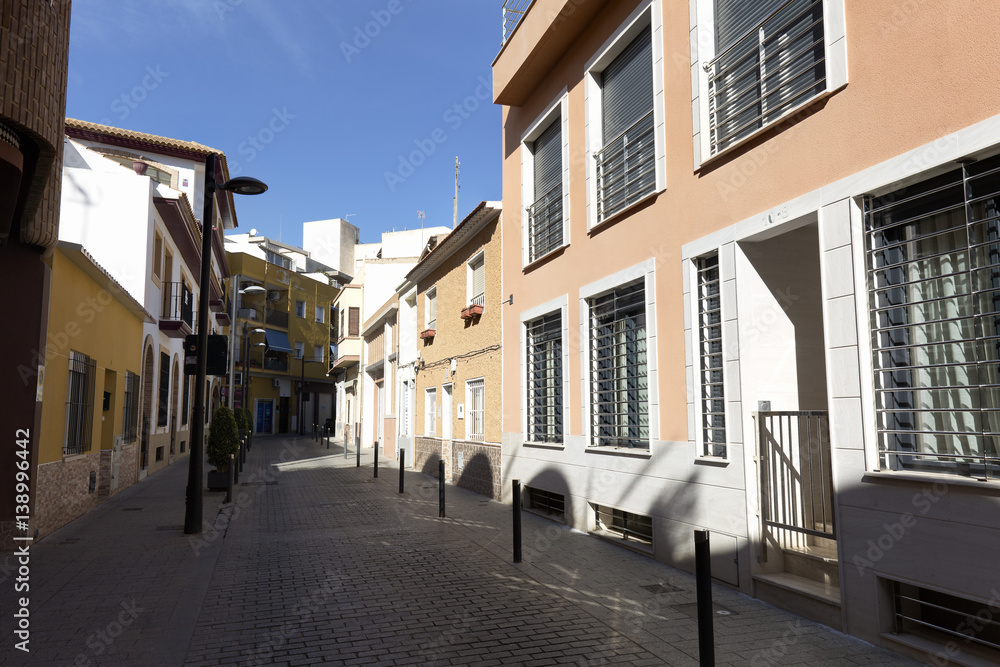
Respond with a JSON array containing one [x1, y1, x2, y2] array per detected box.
[[502, 0, 532, 45], [426, 388, 437, 436], [470, 257, 485, 306], [529, 118, 563, 262], [595, 504, 653, 544], [65, 352, 97, 456], [157, 352, 170, 427], [526, 312, 563, 443], [122, 370, 140, 444], [698, 255, 726, 456], [590, 281, 648, 448], [402, 381, 411, 436], [161, 282, 194, 327], [596, 25, 655, 223], [891, 580, 1000, 657], [707, 0, 826, 154], [865, 154, 1000, 479], [527, 487, 565, 519], [468, 379, 485, 441], [427, 289, 437, 329]]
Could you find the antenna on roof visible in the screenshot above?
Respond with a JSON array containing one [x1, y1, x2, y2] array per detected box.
[[453, 156, 461, 228], [417, 210, 425, 231]]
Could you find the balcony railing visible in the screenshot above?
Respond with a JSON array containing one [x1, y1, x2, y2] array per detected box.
[[528, 183, 563, 262], [265, 309, 288, 329], [161, 282, 194, 327], [263, 356, 288, 372], [470, 292, 485, 307], [502, 0, 532, 45], [595, 110, 655, 223]]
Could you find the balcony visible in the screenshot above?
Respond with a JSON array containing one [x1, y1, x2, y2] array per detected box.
[[502, 0, 531, 44], [263, 355, 288, 372], [265, 309, 289, 329], [159, 282, 193, 338]]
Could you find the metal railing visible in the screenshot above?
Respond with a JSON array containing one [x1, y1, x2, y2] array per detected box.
[[502, 0, 532, 45], [528, 183, 563, 262], [757, 410, 834, 559], [595, 505, 653, 544], [263, 356, 288, 372], [161, 282, 194, 327], [706, 0, 826, 154], [595, 110, 655, 223], [470, 292, 485, 307]]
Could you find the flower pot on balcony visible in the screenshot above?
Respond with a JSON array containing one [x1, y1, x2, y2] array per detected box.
[[420, 328, 436, 339], [468, 304, 484, 317], [460, 307, 472, 320]]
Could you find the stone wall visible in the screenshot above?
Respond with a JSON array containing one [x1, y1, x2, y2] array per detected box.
[[452, 441, 501, 500], [35, 451, 102, 540]]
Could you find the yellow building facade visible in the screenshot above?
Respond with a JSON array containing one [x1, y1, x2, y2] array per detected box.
[[35, 246, 148, 539]]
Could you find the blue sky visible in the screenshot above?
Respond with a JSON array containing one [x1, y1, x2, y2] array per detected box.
[[66, 1, 503, 245]]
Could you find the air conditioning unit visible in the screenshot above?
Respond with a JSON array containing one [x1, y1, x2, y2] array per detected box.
[[272, 379, 280, 388], [266, 290, 281, 301]]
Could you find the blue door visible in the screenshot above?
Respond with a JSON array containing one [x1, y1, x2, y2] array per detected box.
[[256, 401, 273, 434]]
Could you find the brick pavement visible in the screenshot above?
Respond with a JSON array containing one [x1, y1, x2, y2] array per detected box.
[[1, 435, 923, 666]]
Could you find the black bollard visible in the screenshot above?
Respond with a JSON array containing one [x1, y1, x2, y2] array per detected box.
[[235, 441, 241, 484], [695, 529, 715, 666], [356, 436, 361, 468], [438, 459, 445, 518], [224, 454, 234, 504], [513, 480, 522, 563], [374, 440, 379, 478], [398, 448, 405, 494]]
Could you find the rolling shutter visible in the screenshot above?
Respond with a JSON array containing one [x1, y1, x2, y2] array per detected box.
[[601, 25, 653, 144]]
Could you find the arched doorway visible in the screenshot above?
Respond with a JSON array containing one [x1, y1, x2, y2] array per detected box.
[[139, 337, 155, 478]]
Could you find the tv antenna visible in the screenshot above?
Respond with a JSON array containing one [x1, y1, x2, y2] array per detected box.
[[453, 156, 461, 228]]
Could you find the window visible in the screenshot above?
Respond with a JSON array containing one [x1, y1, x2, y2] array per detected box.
[[425, 288, 437, 329], [590, 281, 648, 448], [296, 300, 306, 318], [595, 505, 653, 545], [889, 579, 1000, 661], [65, 351, 96, 456], [152, 232, 163, 281], [866, 155, 1000, 479], [314, 345, 323, 363], [468, 254, 485, 307], [348, 307, 360, 336], [522, 103, 568, 264], [698, 255, 726, 456], [707, 0, 826, 155], [400, 380, 412, 436], [596, 25, 654, 223], [425, 388, 437, 436], [122, 370, 140, 444], [526, 312, 563, 443], [467, 379, 485, 441], [158, 352, 169, 427], [315, 305, 325, 323], [294, 342, 305, 360]]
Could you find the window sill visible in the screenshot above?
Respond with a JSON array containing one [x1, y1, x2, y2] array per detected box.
[[695, 455, 730, 467], [585, 446, 651, 459], [695, 84, 845, 173], [523, 243, 567, 273], [523, 441, 564, 451], [590, 529, 654, 556], [588, 187, 662, 236], [862, 470, 1000, 493]]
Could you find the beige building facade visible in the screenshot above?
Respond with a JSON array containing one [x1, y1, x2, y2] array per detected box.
[[496, 1, 1000, 662], [407, 203, 503, 499]]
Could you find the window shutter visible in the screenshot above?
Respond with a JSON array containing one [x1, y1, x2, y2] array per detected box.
[[714, 0, 785, 50], [533, 118, 561, 202], [601, 25, 653, 144], [472, 257, 485, 300], [349, 307, 359, 336]]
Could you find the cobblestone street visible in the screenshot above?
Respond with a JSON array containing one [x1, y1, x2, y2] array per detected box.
[[1, 435, 920, 666]]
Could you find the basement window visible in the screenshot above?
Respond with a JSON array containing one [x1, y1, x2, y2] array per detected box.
[[527, 487, 565, 521], [888, 579, 1000, 663], [594, 504, 653, 545]]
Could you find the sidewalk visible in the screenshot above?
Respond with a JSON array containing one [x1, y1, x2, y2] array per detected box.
[[1, 434, 921, 666]]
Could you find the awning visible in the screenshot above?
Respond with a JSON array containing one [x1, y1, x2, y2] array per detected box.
[[264, 328, 292, 353]]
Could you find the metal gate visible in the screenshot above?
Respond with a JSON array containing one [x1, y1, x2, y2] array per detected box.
[[757, 410, 834, 559]]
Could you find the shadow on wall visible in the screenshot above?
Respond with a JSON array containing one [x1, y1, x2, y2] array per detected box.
[[420, 450, 442, 478], [455, 452, 498, 500]]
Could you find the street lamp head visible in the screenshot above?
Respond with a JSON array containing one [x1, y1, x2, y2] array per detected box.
[[240, 285, 266, 295], [250, 328, 266, 334], [220, 176, 268, 196]]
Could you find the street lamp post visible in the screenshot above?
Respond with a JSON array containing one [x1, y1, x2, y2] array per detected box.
[[185, 153, 267, 536]]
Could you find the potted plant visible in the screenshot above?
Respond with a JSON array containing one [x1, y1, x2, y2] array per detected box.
[[468, 303, 484, 317], [207, 406, 239, 490], [234, 406, 250, 442], [238, 407, 254, 450]]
